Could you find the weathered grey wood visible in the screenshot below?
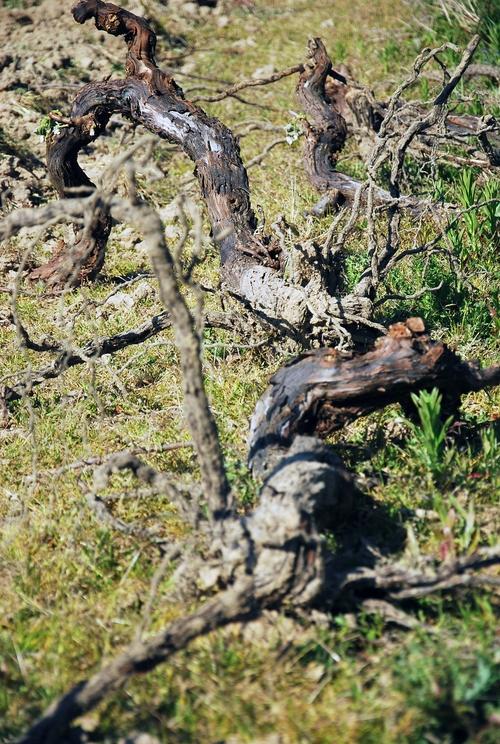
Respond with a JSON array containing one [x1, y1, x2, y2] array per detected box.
[[12, 8, 500, 741]]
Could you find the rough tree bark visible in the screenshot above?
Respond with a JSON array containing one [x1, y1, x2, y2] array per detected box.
[[28, 123, 112, 284], [296, 38, 428, 214], [30, 1, 274, 290], [248, 317, 500, 476], [5, 4, 499, 741], [23, 0, 486, 345], [17, 301, 500, 743]]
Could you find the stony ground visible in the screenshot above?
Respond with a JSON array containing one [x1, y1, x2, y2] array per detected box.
[[0, 1, 499, 742]]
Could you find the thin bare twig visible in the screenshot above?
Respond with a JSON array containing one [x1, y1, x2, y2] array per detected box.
[[191, 63, 303, 103]]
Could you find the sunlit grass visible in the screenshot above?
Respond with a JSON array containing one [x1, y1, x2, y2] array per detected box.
[[0, 0, 499, 741]]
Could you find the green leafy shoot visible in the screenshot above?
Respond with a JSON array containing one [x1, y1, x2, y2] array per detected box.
[[409, 388, 454, 479], [34, 111, 65, 139]]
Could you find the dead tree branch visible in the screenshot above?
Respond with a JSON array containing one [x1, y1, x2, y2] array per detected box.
[[327, 44, 499, 169], [18, 309, 500, 742], [88, 449, 202, 535], [191, 63, 304, 103], [117, 199, 230, 517], [2, 4, 497, 742], [18, 579, 257, 744], [296, 38, 430, 214], [10, 0, 487, 345], [2, 309, 233, 405], [2, 311, 172, 404], [338, 545, 500, 600], [248, 317, 500, 476]]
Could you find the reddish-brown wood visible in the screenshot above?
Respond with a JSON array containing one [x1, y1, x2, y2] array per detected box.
[[249, 318, 500, 475]]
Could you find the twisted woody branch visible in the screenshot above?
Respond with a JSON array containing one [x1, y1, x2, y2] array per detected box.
[[18, 300, 500, 743], [26, 0, 486, 343], [10, 4, 499, 741], [30, 0, 269, 289]]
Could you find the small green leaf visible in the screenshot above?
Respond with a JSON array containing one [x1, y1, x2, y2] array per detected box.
[[34, 111, 65, 138]]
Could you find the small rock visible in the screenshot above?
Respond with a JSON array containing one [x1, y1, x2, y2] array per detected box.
[[180, 60, 196, 75], [305, 662, 325, 683], [252, 64, 275, 79], [198, 564, 220, 589], [77, 713, 99, 733], [78, 56, 94, 70], [232, 37, 257, 49], [182, 2, 199, 16], [132, 281, 153, 302], [103, 291, 135, 311], [164, 224, 179, 239], [135, 240, 149, 257]]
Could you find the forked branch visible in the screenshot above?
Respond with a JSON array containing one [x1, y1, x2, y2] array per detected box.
[[12, 0, 489, 346], [18, 295, 500, 742], [3, 6, 498, 740]]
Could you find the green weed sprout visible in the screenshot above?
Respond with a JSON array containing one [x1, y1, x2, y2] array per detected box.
[[34, 111, 65, 139], [409, 388, 454, 479]]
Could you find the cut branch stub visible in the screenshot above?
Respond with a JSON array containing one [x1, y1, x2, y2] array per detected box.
[[72, 0, 187, 99], [249, 317, 500, 476], [297, 37, 348, 198]]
